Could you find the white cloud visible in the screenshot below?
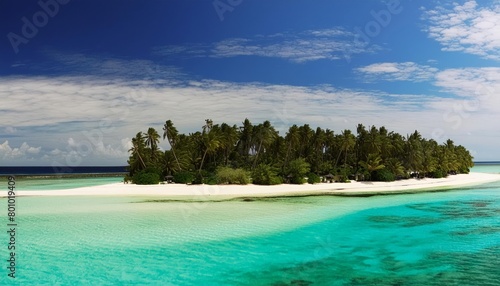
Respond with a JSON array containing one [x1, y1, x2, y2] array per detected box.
[[356, 62, 438, 82], [35, 137, 132, 166], [434, 67, 500, 97], [49, 149, 64, 156], [151, 44, 208, 59], [154, 28, 380, 63], [423, 1, 500, 60], [0, 141, 41, 160]]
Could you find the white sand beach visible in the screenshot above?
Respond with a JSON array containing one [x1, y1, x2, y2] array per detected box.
[[9, 172, 500, 199]]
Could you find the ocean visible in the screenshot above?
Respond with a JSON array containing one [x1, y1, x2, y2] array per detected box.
[[0, 166, 126, 190], [0, 166, 127, 175], [0, 164, 499, 285]]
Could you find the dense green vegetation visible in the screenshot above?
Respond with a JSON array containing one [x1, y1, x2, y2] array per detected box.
[[125, 119, 474, 185]]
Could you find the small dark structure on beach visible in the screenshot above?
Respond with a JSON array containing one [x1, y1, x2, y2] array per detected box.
[[164, 175, 174, 184], [324, 173, 334, 183]]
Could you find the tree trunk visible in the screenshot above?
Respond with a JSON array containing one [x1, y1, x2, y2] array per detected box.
[[199, 149, 208, 175], [333, 148, 342, 172], [252, 141, 263, 169], [344, 147, 348, 169], [170, 143, 182, 171], [284, 142, 292, 168]]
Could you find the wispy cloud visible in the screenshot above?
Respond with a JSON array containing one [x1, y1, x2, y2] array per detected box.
[[423, 0, 500, 60], [434, 67, 500, 98], [153, 28, 381, 63], [27, 50, 186, 84], [151, 44, 209, 59], [356, 62, 438, 82]]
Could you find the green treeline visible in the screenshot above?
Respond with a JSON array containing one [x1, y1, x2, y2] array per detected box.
[[125, 119, 474, 185]]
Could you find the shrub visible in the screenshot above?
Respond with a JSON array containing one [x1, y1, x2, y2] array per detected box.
[[287, 158, 310, 184], [252, 164, 282, 185], [307, 173, 321, 184], [372, 168, 395, 182], [173, 171, 195, 184], [123, 174, 132, 183], [216, 167, 250, 185], [429, 169, 447, 178], [335, 175, 350, 183], [192, 173, 203, 185], [132, 169, 161, 185], [192, 171, 216, 185], [289, 176, 305, 184], [335, 167, 351, 183], [205, 174, 219, 185]]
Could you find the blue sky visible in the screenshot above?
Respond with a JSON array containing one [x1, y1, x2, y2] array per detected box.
[[0, 0, 499, 166]]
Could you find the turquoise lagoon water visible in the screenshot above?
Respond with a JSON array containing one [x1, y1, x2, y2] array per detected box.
[[2, 176, 123, 191], [1, 167, 499, 285]]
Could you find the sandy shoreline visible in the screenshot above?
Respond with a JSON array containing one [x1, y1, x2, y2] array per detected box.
[[6, 172, 500, 199]]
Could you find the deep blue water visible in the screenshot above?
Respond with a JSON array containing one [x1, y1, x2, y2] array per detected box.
[[0, 166, 127, 175]]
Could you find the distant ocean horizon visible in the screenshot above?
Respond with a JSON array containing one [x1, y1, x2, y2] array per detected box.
[[0, 166, 127, 175], [474, 161, 500, 164]]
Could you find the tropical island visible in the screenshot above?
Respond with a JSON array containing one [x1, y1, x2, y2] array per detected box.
[[125, 119, 475, 186], [12, 119, 498, 199]]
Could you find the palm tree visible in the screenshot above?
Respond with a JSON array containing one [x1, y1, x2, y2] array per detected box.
[[199, 132, 221, 173], [421, 139, 438, 177], [145, 127, 161, 161], [284, 124, 300, 167], [298, 124, 314, 158], [324, 128, 335, 162], [405, 131, 424, 176], [163, 150, 177, 176], [203, 119, 213, 134], [388, 132, 405, 164], [455, 145, 474, 173], [356, 123, 368, 169], [378, 126, 391, 161], [163, 120, 182, 171], [220, 123, 239, 165], [359, 153, 385, 179], [310, 127, 326, 173], [237, 118, 253, 166], [343, 130, 356, 170], [198, 126, 221, 174], [252, 121, 277, 169], [335, 129, 356, 172], [128, 132, 147, 174], [385, 158, 405, 178], [444, 139, 459, 173]]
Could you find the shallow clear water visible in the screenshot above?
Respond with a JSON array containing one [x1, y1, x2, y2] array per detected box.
[[472, 164, 500, 174], [0, 167, 499, 285], [1, 176, 123, 190]]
